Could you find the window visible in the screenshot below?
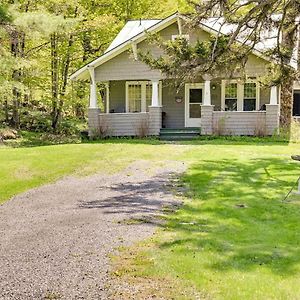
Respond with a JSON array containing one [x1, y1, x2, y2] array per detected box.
[[126, 81, 161, 113], [222, 80, 259, 111], [243, 82, 257, 111], [189, 88, 202, 118], [225, 83, 238, 111], [127, 83, 142, 113]]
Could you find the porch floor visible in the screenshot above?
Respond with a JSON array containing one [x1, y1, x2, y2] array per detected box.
[[159, 128, 200, 141]]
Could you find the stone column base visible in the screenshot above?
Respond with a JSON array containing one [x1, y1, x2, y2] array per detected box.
[[266, 104, 280, 135], [148, 106, 162, 136], [88, 108, 101, 137], [201, 105, 214, 135]]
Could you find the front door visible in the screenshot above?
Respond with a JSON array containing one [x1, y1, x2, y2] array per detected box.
[[185, 83, 203, 127]]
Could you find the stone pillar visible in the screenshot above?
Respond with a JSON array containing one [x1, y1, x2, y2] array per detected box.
[[88, 108, 101, 137], [148, 106, 162, 136], [201, 105, 214, 135], [266, 104, 280, 135]]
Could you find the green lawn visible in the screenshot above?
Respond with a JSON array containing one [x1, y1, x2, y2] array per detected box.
[[0, 139, 184, 204], [112, 140, 300, 299], [2, 138, 300, 299]]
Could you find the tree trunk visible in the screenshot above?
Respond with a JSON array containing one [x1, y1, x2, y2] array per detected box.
[[51, 33, 59, 131], [82, 31, 92, 62], [280, 76, 294, 129], [4, 98, 9, 123], [12, 87, 20, 129], [10, 30, 22, 129], [279, 5, 299, 128]]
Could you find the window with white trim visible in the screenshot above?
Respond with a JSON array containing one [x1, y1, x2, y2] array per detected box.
[[222, 80, 259, 111], [127, 83, 142, 113], [225, 83, 238, 111], [243, 82, 257, 111], [126, 81, 161, 113]]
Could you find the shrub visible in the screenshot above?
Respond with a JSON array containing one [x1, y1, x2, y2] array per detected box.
[[136, 117, 149, 138], [254, 116, 267, 137], [213, 115, 226, 136]]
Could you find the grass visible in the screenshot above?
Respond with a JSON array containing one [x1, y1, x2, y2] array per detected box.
[[0, 139, 184, 204], [2, 136, 300, 298], [111, 140, 300, 299]]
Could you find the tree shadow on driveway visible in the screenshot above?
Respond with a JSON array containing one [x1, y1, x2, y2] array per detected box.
[[78, 172, 182, 217]]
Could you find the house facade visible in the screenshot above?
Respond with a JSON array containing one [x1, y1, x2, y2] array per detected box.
[[71, 13, 300, 137]]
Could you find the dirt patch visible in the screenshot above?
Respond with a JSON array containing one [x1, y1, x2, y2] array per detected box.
[[109, 242, 202, 300], [0, 160, 186, 299]]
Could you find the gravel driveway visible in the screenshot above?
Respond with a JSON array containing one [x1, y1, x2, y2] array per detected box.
[[0, 160, 186, 300]]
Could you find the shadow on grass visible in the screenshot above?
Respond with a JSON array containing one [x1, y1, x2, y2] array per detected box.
[[159, 157, 300, 276]]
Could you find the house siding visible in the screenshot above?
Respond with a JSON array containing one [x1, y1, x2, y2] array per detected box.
[[109, 81, 126, 113], [95, 24, 180, 82], [94, 19, 269, 82], [162, 81, 185, 128]]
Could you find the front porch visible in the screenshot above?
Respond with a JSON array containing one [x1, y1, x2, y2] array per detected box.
[[87, 74, 280, 137]]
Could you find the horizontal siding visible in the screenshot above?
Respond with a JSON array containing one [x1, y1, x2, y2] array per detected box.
[[213, 111, 266, 135], [95, 24, 180, 82], [96, 107, 162, 136], [162, 81, 185, 128], [109, 81, 126, 113], [245, 55, 268, 76], [94, 19, 269, 82], [95, 50, 162, 82], [100, 113, 149, 136]]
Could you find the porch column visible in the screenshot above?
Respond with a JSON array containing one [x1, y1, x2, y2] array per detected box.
[[87, 66, 100, 138], [105, 82, 110, 113], [270, 86, 278, 104], [204, 80, 211, 105], [151, 79, 160, 107], [201, 74, 214, 135], [266, 85, 280, 135], [88, 67, 98, 108]]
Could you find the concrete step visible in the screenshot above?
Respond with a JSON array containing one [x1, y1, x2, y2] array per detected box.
[[160, 128, 200, 133], [160, 135, 199, 141], [159, 128, 200, 141]]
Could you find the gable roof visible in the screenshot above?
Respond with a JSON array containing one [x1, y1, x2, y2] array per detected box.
[[70, 12, 179, 81], [71, 12, 290, 81], [105, 19, 161, 53], [196, 16, 297, 68]]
